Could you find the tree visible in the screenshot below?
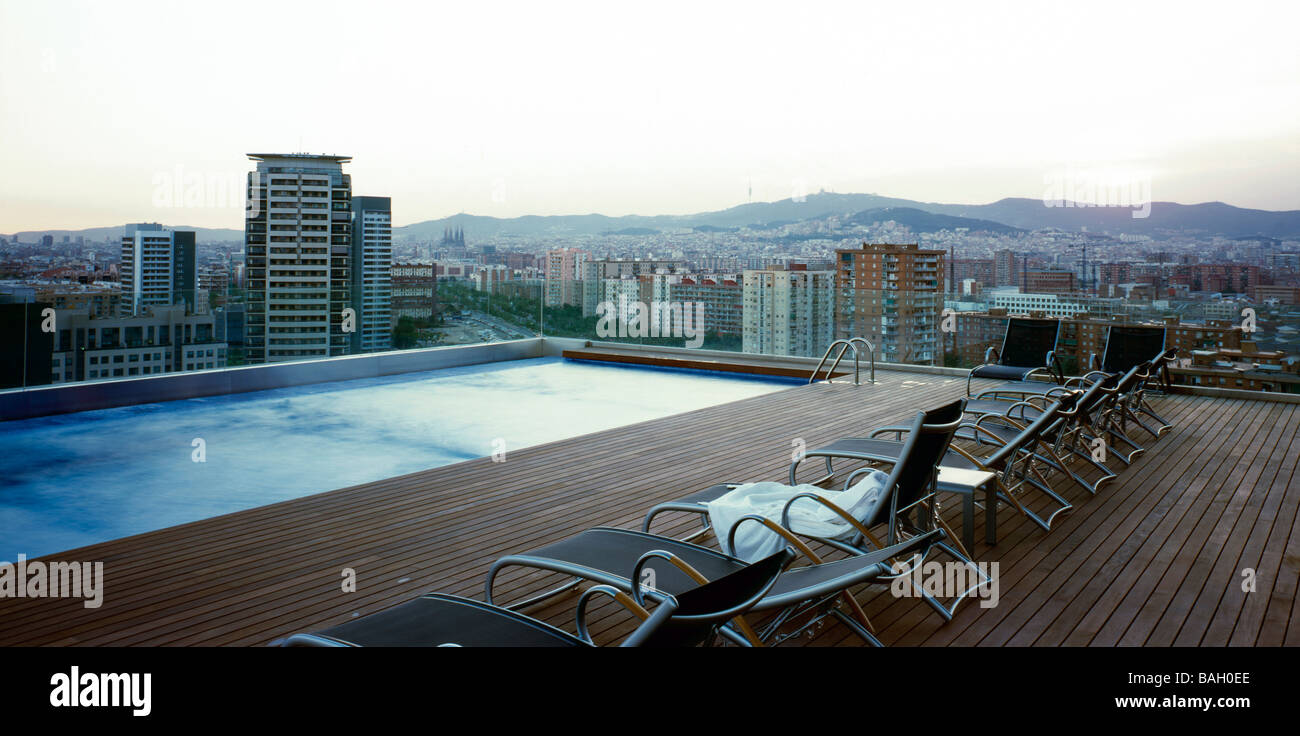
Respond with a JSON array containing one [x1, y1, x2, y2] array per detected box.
[[392, 316, 419, 349]]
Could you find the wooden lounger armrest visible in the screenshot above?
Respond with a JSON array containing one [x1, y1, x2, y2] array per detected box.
[[1021, 394, 1051, 409], [628, 550, 710, 608], [945, 443, 996, 474], [974, 412, 1027, 431], [627, 548, 769, 646], [575, 584, 651, 644], [726, 515, 827, 566], [725, 515, 880, 638], [956, 423, 1011, 451], [780, 492, 886, 551]]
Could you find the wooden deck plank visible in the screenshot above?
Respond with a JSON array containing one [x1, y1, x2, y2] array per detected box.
[[1172, 404, 1300, 645], [1, 365, 1296, 647], [928, 395, 1243, 646], [1050, 399, 1283, 646]]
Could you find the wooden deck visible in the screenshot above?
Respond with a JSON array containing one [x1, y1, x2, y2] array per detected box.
[[3, 364, 1298, 647]]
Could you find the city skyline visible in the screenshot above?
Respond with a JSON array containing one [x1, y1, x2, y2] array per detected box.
[[3, 0, 1299, 232]]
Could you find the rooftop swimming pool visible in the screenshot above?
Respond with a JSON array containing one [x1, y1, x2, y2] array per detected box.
[[0, 357, 799, 557]]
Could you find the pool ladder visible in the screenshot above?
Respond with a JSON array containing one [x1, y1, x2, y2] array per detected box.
[[810, 338, 875, 385]]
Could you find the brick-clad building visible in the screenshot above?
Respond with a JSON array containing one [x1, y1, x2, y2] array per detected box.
[[836, 243, 944, 365], [670, 276, 743, 336], [391, 263, 437, 325]]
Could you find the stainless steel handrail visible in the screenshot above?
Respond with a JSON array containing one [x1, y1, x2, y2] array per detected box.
[[849, 337, 875, 384], [810, 338, 875, 385]]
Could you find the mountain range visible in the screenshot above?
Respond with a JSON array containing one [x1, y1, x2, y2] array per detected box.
[[396, 193, 1300, 240], [7, 193, 1300, 244]]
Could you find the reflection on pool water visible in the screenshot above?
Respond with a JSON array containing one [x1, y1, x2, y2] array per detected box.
[[0, 357, 798, 557]]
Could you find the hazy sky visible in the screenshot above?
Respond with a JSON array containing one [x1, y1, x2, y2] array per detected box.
[[2, 0, 1298, 232]]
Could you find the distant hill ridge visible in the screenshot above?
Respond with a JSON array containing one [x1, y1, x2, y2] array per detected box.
[[396, 193, 1300, 239], [8, 192, 1299, 243]]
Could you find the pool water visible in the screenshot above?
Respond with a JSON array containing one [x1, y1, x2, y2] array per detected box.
[[0, 357, 799, 557]]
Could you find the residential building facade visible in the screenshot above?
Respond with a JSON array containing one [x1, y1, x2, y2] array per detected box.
[[244, 153, 353, 363]]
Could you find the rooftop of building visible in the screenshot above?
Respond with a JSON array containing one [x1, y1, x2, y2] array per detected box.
[[246, 153, 352, 163], [1, 340, 1297, 647]]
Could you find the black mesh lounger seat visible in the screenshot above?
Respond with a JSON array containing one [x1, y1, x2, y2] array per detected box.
[[645, 396, 1078, 552], [1035, 364, 1150, 467], [647, 400, 977, 551], [491, 403, 984, 643], [1092, 325, 1168, 374], [787, 397, 1084, 514], [849, 394, 1084, 531], [966, 318, 1064, 395], [976, 357, 1168, 442], [485, 525, 947, 647], [1089, 325, 1176, 435], [281, 548, 795, 648], [981, 325, 1176, 436], [644, 400, 993, 623], [964, 382, 1122, 491]]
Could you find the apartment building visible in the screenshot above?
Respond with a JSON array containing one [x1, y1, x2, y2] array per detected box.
[[598, 276, 647, 326], [1023, 269, 1077, 295], [670, 275, 743, 337], [742, 265, 835, 358], [989, 289, 1127, 320], [48, 305, 226, 383], [391, 263, 437, 325], [30, 285, 122, 318], [199, 263, 231, 305], [350, 196, 392, 353], [835, 243, 944, 365], [544, 247, 590, 307], [994, 249, 1019, 286], [1253, 284, 1300, 304], [951, 258, 995, 289], [244, 153, 353, 363], [1171, 341, 1300, 393], [581, 258, 684, 316], [120, 224, 196, 315], [471, 264, 515, 294]]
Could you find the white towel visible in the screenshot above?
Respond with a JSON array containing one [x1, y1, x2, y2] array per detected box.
[[706, 470, 891, 562]]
